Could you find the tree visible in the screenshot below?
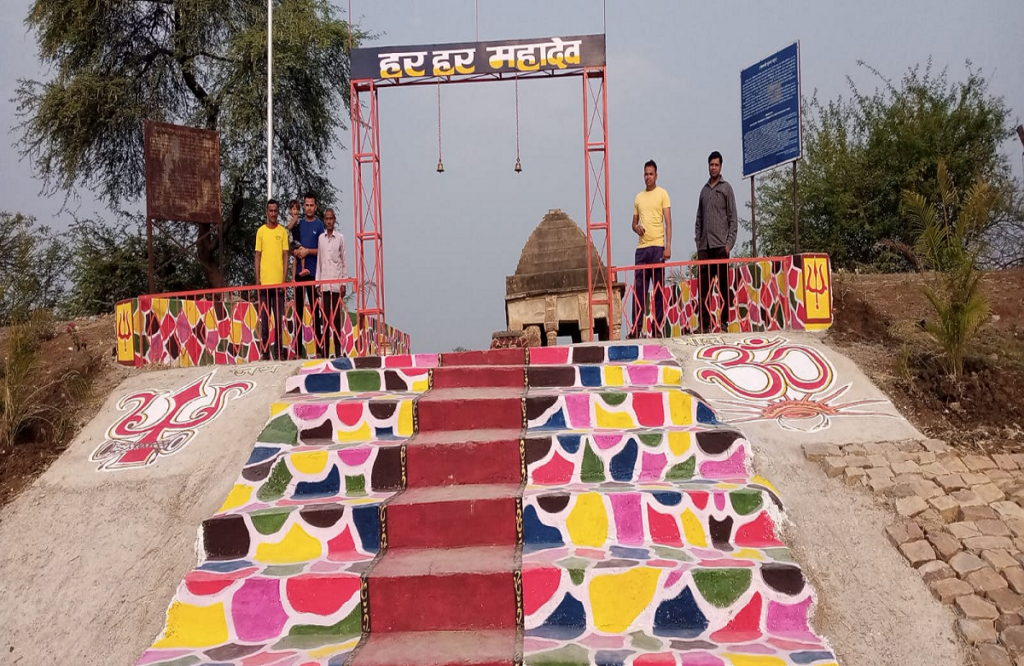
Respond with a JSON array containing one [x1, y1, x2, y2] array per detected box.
[[15, 0, 365, 288], [901, 161, 996, 378], [0, 212, 66, 324], [752, 61, 1019, 269]]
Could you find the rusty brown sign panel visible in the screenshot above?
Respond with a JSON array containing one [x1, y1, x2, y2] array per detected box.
[[144, 120, 223, 225]]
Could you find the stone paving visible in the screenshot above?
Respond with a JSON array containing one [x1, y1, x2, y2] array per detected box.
[[805, 439, 1024, 666]]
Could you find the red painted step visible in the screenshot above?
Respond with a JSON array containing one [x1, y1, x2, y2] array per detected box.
[[351, 630, 515, 666], [368, 546, 517, 633], [431, 365, 525, 389], [440, 348, 525, 367], [386, 485, 519, 548], [406, 429, 522, 487], [417, 389, 523, 432]]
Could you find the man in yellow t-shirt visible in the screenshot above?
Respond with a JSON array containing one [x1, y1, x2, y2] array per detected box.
[[255, 199, 290, 360], [630, 159, 672, 338]]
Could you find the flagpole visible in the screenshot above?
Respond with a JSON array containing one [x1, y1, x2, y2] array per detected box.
[[267, 0, 273, 199]]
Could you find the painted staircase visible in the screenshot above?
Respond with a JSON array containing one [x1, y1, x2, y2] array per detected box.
[[135, 344, 838, 666]]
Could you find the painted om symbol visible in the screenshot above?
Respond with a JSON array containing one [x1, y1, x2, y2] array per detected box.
[[694, 337, 834, 401]]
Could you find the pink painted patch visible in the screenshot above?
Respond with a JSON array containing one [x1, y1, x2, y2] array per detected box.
[[286, 574, 360, 616], [626, 364, 660, 385], [766, 596, 817, 641], [664, 569, 684, 588], [565, 394, 591, 428], [710, 592, 763, 643], [767, 637, 828, 651], [292, 403, 329, 422], [633, 654, 681, 666], [639, 452, 668, 481], [713, 492, 726, 511], [531, 452, 574, 485], [579, 633, 625, 648], [734, 512, 783, 547], [414, 353, 439, 367], [648, 558, 676, 568], [383, 354, 412, 368], [136, 649, 194, 664], [647, 505, 683, 547], [641, 344, 673, 360], [240, 651, 300, 666], [335, 402, 365, 426], [338, 447, 372, 466], [632, 391, 665, 427], [231, 577, 289, 642], [530, 347, 569, 365], [593, 433, 623, 450], [698, 448, 748, 479], [522, 566, 562, 615], [610, 493, 643, 545], [575, 548, 607, 560], [522, 637, 560, 652]]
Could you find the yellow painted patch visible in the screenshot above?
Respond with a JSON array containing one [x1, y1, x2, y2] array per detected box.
[[604, 366, 624, 386], [662, 367, 682, 386], [802, 256, 832, 324], [668, 392, 693, 425], [397, 401, 414, 436], [566, 493, 609, 547], [751, 475, 778, 494], [218, 484, 253, 513], [255, 524, 322, 564], [723, 655, 786, 666], [152, 601, 229, 648], [595, 402, 636, 429], [152, 297, 169, 320], [243, 304, 259, 331], [204, 308, 217, 330], [680, 508, 707, 547], [291, 451, 329, 474], [411, 378, 430, 393], [230, 321, 243, 345], [589, 568, 661, 633], [731, 548, 764, 561], [668, 431, 691, 456], [337, 422, 373, 443], [183, 300, 200, 326], [269, 402, 289, 417], [309, 638, 360, 658], [302, 360, 322, 369]]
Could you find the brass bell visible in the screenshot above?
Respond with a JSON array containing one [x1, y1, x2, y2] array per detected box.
[[514, 158, 522, 173], [436, 160, 445, 173]]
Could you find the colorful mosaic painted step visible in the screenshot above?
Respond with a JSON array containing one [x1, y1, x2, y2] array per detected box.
[[261, 395, 417, 445], [286, 367, 432, 395], [525, 428, 752, 486], [525, 388, 720, 430]]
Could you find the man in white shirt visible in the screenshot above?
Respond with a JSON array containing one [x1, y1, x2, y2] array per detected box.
[[315, 208, 348, 357]]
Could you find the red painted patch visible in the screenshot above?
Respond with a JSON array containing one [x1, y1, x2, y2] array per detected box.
[[734, 511, 783, 547], [528, 347, 569, 365], [711, 592, 763, 643], [632, 392, 665, 427], [407, 439, 521, 486], [418, 397, 522, 432], [633, 653, 677, 666], [286, 574, 361, 616], [369, 571, 515, 631], [336, 402, 364, 427], [531, 452, 574, 485], [441, 348, 525, 366], [690, 491, 709, 510], [522, 566, 562, 615], [387, 496, 517, 548], [327, 526, 361, 560], [646, 505, 683, 547], [432, 366, 525, 389]]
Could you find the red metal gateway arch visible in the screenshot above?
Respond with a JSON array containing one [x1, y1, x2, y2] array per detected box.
[[349, 34, 613, 350]]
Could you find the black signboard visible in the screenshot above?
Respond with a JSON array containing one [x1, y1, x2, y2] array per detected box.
[[351, 34, 606, 82]]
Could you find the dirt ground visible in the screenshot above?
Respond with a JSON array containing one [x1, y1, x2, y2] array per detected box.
[[0, 313, 132, 508], [826, 268, 1024, 452]]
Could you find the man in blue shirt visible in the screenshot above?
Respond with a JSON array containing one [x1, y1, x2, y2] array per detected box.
[[293, 192, 325, 357]]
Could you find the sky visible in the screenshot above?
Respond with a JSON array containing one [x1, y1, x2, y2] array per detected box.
[[2, 1, 1023, 352]]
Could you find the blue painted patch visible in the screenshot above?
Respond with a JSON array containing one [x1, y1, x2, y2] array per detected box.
[[557, 434, 581, 454], [696, 402, 718, 424], [608, 345, 639, 361], [792, 652, 836, 665], [306, 373, 341, 393], [653, 586, 709, 638], [610, 545, 650, 560], [652, 491, 683, 506], [294, 465, 341, 499], [328, 653, 353, 666], [579, 366, 603, 387], [330, 358, 354, 370], [528, 593, 586, 639], [351, 504, 380, 553], [540, 409, 567, 430], [198, 560, 253, 572], [609, 439, 638, 482], [523, 505, 564, 548], [246, 446, 280, 466], [375, 426, 395, 439], [595, 650, 631, 666]]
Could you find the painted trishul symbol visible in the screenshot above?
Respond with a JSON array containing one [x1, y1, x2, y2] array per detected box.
[[806, 261, 829, 310], [91, 371, 253, 471]]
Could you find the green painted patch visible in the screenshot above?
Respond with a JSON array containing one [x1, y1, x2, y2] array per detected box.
[[257, 460, 293, 502], [525, 644, 589, 666], [257, 414, 298, 445], [262, 563, 306, 577], [765, 547, 795, 562], [729, 489, 764, 516], [346, 370, 381, 392], [692, 568, 752, 608], [629, 631, 663, 651], [274, 604, 361, 650], [599, 392, 628, 406], [638, 433, 663, 448], [651, 545, 693, 562], [665, 456, 696, 481], [568, 568, 585, 586], [345, 475, 366, 495], [148, 657, 201, 666], [581, 441, 606, 483], [251, 511, 289, 535]]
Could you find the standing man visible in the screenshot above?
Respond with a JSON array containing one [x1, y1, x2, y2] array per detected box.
[[315, 208, 348, 358], [293, 192, 325, 357], [694, 151, 738, 333], [255, 199, 290, 360], [631, 159, 672, 338]]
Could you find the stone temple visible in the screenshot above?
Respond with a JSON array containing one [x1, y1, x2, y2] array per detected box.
[[505, 209, 624, 346]]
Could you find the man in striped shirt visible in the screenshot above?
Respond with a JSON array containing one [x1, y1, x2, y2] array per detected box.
[[315, 208, 348, 358]]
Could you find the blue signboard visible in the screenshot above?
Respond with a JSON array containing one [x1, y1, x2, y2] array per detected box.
[[741, 42, 802, 177]]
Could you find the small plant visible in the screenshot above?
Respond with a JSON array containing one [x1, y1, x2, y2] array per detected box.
[[901, 160, 997, 378], [66, 322, 87, 351]]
